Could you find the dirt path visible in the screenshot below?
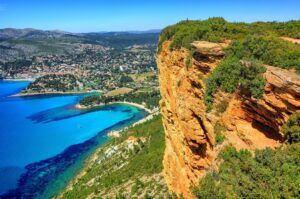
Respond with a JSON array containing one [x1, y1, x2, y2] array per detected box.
[[281, 36, 300, 44]]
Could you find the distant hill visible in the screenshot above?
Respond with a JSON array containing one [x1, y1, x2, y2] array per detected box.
[[0, 28, 159, 63], [0, 28, 160, 40], [82, 32, 159, 48], [0, 28, 75, 40]]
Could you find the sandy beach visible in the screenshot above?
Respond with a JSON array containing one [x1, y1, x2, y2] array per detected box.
[[12, 90, 102, 97], [2, 78, 35, 82], [75, 101, 153, 113]]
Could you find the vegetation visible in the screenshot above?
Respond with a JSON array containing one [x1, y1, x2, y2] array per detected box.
[[79, 90, 160, 109], [282, 113, 300, 144], [61, 115, 171, 198], [158, 17, 231, 52], [193, 143, 300, 199], [204, 58, 266, 111], [226, 35, 300, 73], [24, 74, 82, 93], [158, 18, 300, 52], [214, 123, 226, 145], [215, 99, 229, 115], [185, 50, 193, 69], [119, 75, 134, 84], [2, 59, 32, 70]]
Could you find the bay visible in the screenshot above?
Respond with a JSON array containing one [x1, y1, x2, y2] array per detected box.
[[0, 80, 147, 198]]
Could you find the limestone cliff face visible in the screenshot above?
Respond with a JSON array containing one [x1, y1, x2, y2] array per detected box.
[[157, 41, 300, 198]]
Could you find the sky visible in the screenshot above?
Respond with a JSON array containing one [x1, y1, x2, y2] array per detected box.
[[0, 0, 299, 33]]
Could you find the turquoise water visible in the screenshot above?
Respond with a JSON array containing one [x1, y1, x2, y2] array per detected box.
[[0, 80, 147, 198]]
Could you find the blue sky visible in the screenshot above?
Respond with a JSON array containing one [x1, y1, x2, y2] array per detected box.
[[0, 0, 299, 32]]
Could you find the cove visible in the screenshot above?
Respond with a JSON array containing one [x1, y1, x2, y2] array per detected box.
[[0, 80, 148, 198]]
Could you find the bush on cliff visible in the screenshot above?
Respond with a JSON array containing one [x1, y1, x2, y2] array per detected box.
[[214, 123, 226, 145], [226, 35, 300, 73], [193, 144, 300, 198], [158, 17, 241, 52], [204, 58, 266, 111], [158, 18, 300, 53], [282, 113, 300, 144]]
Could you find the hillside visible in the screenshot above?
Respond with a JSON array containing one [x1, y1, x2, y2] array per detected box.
[[57, 115, 174, 199], [0, 28, 159, 63], [157, 18, 300, 198], [0, 28, 159, 95]]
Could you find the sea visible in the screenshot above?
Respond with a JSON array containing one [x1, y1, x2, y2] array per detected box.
[[0, 80, 148, 198]]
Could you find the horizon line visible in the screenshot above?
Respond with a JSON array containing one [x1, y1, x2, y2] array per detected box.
[[1, 17, 299, 34]]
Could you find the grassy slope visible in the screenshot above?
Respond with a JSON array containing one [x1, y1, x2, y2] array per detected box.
[[59, 115, 172, 199]]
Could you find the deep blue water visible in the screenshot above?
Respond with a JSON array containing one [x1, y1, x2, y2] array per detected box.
[[0, 80, 147, 198]]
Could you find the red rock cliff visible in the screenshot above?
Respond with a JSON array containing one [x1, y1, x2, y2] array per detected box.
[[157, 40, 300, 198]]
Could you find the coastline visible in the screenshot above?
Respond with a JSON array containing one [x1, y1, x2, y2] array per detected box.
[[56, 108, 159, 199], [107, 109, 159, 138], [2, 78, 35, 82], [0, 81, 150, 198], [75, 101, 153, 114], [11, 90, 102, 97]]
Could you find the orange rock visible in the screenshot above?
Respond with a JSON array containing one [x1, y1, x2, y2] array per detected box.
[[158, 41, 221, 198]]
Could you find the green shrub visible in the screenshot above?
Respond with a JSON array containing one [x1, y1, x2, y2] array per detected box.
[[282, 113, 300, 144], [239, 60, 266, 98], [227, 35, 300, 72], [193, 144, 300, 198], [215, 99, 229, 115], [204, 58, 266, 111], [158, 18, 300, 53], [185, 50, 193, 69], [214, 123, 226, 145]]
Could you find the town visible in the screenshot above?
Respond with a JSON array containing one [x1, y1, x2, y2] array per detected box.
[[0, 31, 159, 93]]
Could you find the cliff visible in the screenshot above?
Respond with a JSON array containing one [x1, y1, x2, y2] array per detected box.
[[157, 41, 300, 198]]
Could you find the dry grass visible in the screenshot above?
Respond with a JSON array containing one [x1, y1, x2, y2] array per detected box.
[[129, 72, 155, 82], [105, 87, 133, 97]]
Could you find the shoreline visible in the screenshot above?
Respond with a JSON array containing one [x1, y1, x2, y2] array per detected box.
[[2, 78, 35, 82], [75, 101, 153, 114], [106, 110, 159, 138], [56, 109, 159, 199], [11, 90, 103, 97]]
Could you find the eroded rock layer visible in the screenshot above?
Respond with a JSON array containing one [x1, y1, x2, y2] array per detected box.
[[157, 41, 300, 198]]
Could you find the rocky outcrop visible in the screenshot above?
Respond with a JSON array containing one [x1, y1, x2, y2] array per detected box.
[[220, 65, 300, 150], [157, 41, 300, 198]]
